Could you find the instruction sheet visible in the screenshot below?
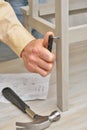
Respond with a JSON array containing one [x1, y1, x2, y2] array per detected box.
[[0, 73, 50, 103]]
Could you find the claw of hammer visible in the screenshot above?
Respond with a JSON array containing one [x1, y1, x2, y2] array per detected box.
[[16, 111, 60, 130]]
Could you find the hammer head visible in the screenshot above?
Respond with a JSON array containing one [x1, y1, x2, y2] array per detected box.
[[16, 111, 60, 130]]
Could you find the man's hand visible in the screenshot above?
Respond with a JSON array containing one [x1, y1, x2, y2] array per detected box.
[[21, 32, 55, 76]]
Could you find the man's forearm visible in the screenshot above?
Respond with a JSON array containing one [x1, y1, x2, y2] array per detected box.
[[0, 0, 35, 56]]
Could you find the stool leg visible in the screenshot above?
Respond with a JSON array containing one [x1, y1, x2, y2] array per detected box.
[[55, 0, 69, 111]]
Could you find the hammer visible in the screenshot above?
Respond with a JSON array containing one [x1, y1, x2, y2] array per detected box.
[[2, 87, 60, 130]]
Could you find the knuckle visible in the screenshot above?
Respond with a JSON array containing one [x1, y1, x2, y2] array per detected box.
[[48, 53, 55, 62], [41, 72, 48, 77], [32, 46, 40, 55], [29, 55, 35, 62], [48, 63, 53, 71], [28, 62, 37, 73], [51, 54, 56, 61]]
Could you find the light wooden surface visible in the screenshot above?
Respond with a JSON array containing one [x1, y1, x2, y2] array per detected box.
[[0, 58, 27, 74], [0, 41, 87, 130]]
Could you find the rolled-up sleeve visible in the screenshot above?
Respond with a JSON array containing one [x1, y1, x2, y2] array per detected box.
[[0, 0, 35, 56]]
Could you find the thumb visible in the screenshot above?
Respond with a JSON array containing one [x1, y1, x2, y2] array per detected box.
[[43, 32, 54, 48]]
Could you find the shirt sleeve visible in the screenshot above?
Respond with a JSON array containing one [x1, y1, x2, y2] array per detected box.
[[0, 0, 35, 56]]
